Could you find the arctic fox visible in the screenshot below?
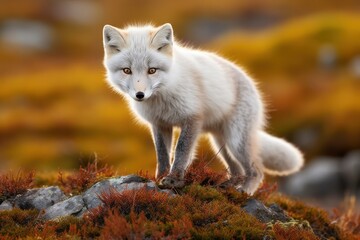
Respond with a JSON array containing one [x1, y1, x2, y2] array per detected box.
[[102, 23, 304, 194]]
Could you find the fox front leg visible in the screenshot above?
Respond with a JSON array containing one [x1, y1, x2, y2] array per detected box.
[[152, 125, 173, 179], [159, 119, 201, 188]]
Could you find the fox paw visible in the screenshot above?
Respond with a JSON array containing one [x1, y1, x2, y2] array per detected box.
[[218, 180, 246, 194], [218, 179, 233, 189], [235, 186, 247, 194], [158, 176, 185, 189], [219, 176, 244, 189]]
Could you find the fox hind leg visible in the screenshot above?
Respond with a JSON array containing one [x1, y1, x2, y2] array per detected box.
[[210, 134, 244, 187], [224, 125, 264, 195]]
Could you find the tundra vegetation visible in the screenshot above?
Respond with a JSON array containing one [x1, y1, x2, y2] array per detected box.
[[0, 161, 359, 239]]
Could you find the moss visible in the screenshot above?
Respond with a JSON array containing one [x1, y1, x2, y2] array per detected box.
[[271, 221, 319, 240], [52, 216, 83, 234], [0, 208, 39, 238], [190, 211, 267, 239], [178, 185, 267, 239], [183, 184, 226, 202], [220, 186, 250, 206], [268, 194, 345, 239]]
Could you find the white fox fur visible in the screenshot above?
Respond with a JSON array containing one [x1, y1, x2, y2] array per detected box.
[[102, 23, 304, 194]]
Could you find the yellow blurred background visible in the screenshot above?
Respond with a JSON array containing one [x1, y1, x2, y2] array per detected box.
[[1, 0, 360, 180]]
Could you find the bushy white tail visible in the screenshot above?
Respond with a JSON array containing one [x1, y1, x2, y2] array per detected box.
[[259, 131, 304, 176]]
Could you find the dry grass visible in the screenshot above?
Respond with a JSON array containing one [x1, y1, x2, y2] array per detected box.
[[58, 159, 115, 195], [184, 159, 228, 186], [0, 170, 35, 200], [332, 196, 360, 238], [84, 185, 268, 239]]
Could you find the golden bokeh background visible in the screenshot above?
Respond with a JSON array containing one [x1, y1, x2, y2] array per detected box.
[[1, 0, 360, 181]]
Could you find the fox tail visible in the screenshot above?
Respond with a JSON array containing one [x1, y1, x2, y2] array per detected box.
[[259, 131, 304, 176]]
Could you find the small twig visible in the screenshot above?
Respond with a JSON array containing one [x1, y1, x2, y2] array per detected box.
[[205, 144, 225, 167]]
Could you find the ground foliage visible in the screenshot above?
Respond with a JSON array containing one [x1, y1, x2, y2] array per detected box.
[[0, 170, 35, 201], [0, 161, 358, 239]]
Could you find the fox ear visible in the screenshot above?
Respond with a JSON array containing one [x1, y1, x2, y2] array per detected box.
[[151, 23, 173, 53], [103, 25, 126, 55]]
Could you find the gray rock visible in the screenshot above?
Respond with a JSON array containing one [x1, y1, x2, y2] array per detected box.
[[82, 175, 157, 210], [342, 150, 360, 193], [268, 204, 289, 222], [15, 186, 66, 210], [0, 200, 13, 211], [350, 56, 360, 78], [74, 206, 88, 218], [292, 127, 318, 150], [3, 175, 175, 220], [43, 195, 85, 220], [318, 44, 337, 69], [282, 157, 343, 198], [50, 1, 101, 25], [243, 199, 290, 223], [108, 174, 146, 186], [0, 20, 53, 51]]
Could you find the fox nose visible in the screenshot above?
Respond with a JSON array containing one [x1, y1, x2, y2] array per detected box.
[[135, 91, 145, 100]]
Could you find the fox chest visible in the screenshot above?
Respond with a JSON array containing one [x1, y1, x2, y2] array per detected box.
[[131, 96, 198, 126]]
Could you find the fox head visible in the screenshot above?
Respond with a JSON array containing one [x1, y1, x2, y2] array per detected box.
[[103, 23, 173, 101]]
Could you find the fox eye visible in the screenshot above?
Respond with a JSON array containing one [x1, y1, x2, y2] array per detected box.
[[148, 68, 157, 74], [123, 68, 132, 74]]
